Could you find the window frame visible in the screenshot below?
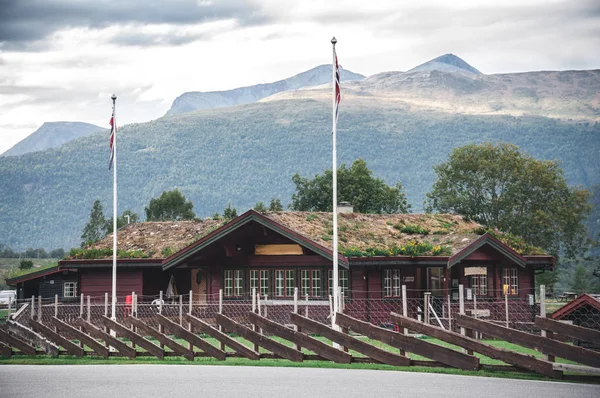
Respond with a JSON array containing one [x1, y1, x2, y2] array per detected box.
[[502, 268, 519, 296], [274, 269, 295, 298], [470, 274, 488, 296], [249, 269, 270, 296], [63, 281, 77, 298], [223, 269, 245, 298], [300, 269, 322, 298], [383, 268, 402, 298]]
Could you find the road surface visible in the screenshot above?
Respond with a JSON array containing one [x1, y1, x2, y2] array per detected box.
[[1, 365, 598, 398]]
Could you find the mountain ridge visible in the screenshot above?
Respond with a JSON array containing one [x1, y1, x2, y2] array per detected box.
[[2, 122, 103, 157]]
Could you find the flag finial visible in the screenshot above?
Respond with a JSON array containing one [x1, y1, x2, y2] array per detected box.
[[331, 37, 337, 45], [111, 94, 117, 102]]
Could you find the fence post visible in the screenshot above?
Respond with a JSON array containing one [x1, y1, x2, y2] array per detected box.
[[264, 294, 268, 318], [179, 295, 183, 326], [218, 289, 224, 350], [505, 288, 509, 328], [86, 295, 91, 323], [158, 290, 164, 349], [37, 295, 42, 323], [187, 290, 193, 351], [539, 285, 554, 362], [252, 288, 259, 352], [424, 292, 431, 325], [31, 295, 35, 320], [459, 284, 466, 353], [447, 294, 452, 332], [80, 293, 84, 318], [305, 294, 309, 318], [7, 296, 12, 320], [473, 293, 478, 339], [401, 285, 408, 357], [293, 287, 300, 351]]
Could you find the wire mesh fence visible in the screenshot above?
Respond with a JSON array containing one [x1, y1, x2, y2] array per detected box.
[[2, 285, 599, 345]]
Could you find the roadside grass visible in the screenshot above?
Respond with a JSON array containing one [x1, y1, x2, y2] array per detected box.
[[0, 333, 587, 382]]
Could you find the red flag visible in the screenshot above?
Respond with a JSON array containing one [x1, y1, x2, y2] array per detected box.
[[109, 111, 115, 169]]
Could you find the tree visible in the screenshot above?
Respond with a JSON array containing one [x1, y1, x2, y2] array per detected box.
[[254, 201, 267, 213], [81, 200, 108, 247], [105, 209, 139, 234], [269, 198, 283, 212], [145, 190, 196, 221], [222, 203, 238, 221], [290, 159, 410, 214], [19, 260, 33, 270], [49, 248, 65, 258], [425, 143, 591, 257], [571, 264, 589, 294]]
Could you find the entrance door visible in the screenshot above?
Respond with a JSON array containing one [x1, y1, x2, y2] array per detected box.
[[192, 269, 208, 303], [426, 267, 445, 296]]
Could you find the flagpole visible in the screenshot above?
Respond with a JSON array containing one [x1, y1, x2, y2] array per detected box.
[[331, 37, 339, 331], [111, 94, 117, 321]]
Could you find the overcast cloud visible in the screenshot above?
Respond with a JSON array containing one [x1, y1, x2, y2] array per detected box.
[[0, 0, 599, 154]]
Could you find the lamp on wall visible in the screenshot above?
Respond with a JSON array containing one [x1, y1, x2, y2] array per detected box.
[[236, 244, 242, 252]]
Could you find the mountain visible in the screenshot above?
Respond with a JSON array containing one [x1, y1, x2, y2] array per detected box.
[[1, 122, 103, 157], [408, 53, 481, 74], [166, 64, 365, 116], [0, 58, 599, 251]]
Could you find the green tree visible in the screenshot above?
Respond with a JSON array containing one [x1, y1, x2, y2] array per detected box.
[[291, 159, 410, 214], [425, 142, 591, 257], [145, 190, 196, 221], [81, 199, 108, 247], [571, 264, 589, 294], [253, 201, 267, 213], [269, 198, 284, 212], [19, 259, 33, 270], [105, 209, 139, 234], [222, 203, 238, 221], [49, 248, 65, 258]]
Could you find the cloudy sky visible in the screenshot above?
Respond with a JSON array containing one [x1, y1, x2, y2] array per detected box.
[[1, 0, 599, 154]]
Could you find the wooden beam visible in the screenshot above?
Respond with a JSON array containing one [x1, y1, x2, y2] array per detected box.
[[217, 313, 303, 362], [390, 312, 561, 379], [50, 317, 109, 359], [100, 316, 164, 360], [156, 314, 226, 360], [456, 314, 600, 368], [552, 363, 600, 376], [290, 313, 409, 366], [184, 314, 259, 360], [0, 341, 12, 358], [0, 328, 36, 356], [336, 313, 479, 371], [129, 316, 194, 361], [249, 312, 351, 364], [75, 318, 136, 360], [536, 316, 600, 345], [30, 320, 84, 358], [7, 321, 59, 357]]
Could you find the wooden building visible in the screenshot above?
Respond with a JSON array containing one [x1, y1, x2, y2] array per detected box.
[[8, 210, 554, 318], [6, 266, 79, 301]]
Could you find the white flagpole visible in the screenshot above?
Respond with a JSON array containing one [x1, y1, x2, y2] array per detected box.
[[111, 94, 117, 321], [331, 37, 339, 331]]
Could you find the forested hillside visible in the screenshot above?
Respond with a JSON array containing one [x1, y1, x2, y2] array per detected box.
[[0, 98, 598, 250]]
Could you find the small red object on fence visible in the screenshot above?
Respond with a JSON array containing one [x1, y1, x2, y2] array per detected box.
[[124, 295, 133, 318]]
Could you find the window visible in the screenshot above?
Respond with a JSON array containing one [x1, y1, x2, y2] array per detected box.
[[275, 269, 295, 297], [224, 269, 244, 297], [63, 282, 77, 298], [301, 269, 322, 297], [503, 268, 519, 295], [249, 270, 270, 296], [470, 275, 487, 296], [328, 269, 349, 296], [384, 269, 401, 298]]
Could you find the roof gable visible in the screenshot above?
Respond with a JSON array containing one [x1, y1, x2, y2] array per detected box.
[[552, 294, 600, 320], [5, 266, 71, 286], [448, 233, 526, 268], [162, 210, 347, 270]]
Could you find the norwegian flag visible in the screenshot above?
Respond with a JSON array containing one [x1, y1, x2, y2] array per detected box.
[[334, 48, 341, 123], [109, 110, 115, 170]]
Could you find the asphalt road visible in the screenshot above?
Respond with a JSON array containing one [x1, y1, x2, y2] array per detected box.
[[1, 365, 599, 398]]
